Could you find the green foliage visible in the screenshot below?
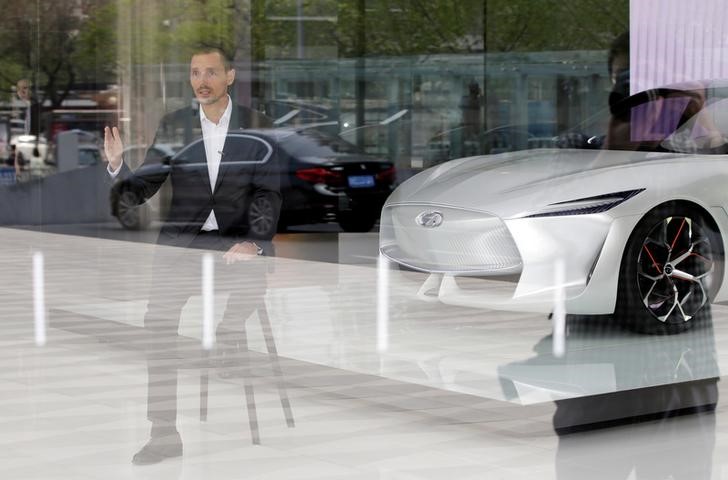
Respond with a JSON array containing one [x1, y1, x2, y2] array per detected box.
[[254, 0, 627, 58], [73, 3, 118, 83], [0, 0, 117, 106], [259, 0, 484, 59], [0, 0, 628, 104], [485, 0, 628, 52]]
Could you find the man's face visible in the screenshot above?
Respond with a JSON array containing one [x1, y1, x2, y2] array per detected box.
[[16, 80, 30, 101], [190, 52, 235, 106]]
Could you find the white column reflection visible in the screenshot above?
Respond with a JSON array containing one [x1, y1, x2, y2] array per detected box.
[[202, 253, 215, 350], [377, 253, 390, 352], [33, 251, 46, 346], [552, 258, 566, 358]]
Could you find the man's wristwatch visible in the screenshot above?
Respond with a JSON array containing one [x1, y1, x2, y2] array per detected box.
[[252, 243, 264, 255]]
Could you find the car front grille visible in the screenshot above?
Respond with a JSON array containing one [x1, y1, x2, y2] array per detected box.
[[379, 204, 522, 274]]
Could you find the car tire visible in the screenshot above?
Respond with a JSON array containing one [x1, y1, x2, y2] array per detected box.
[[338, 211, 377, 233], [615, 204, 723, 334], [248, 193, 278, 238], [115, 189, 151, 230]]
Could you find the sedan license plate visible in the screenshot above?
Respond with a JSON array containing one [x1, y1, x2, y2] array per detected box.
[[348, 175, 375, 188]]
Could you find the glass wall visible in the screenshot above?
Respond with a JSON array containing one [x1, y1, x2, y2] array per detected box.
[[7, 2, 728, 479], [0, 0, 631, 233]]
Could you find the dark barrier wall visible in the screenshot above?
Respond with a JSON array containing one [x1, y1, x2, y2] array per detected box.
[[0, 164, 114, 225]]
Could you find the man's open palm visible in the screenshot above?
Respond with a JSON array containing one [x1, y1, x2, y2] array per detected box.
[[104, 126, 124, 171]]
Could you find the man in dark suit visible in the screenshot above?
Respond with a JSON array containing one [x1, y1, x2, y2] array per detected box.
[[106, 48, 278, 254], [104, 47, 280, 464]]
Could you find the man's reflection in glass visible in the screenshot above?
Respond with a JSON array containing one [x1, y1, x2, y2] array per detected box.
[[103, 47, 280, 465]]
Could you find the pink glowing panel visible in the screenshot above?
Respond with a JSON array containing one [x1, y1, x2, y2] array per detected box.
[[630, 96, 690, 142], [630, 0, 728, 94]]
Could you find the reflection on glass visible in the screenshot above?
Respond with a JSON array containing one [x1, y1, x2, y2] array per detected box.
[[498, 313, 718, 479], [136, 248, 294, 465], [96, 47, 295, 464], [499, 314, 719, 426]]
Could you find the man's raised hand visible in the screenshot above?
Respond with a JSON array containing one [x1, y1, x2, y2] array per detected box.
[[104, 126, 124, 171]]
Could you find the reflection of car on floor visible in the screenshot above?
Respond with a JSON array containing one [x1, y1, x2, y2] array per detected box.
[[380, 82, 728, 334], [111, 128, 396, 234], [497, 317, 719, 433]]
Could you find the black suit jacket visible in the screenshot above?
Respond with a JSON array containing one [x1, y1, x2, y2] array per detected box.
[[117, 104, 280, 252]]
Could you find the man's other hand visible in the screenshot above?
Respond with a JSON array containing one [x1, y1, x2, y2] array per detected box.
[[104, 126, 124, 171], [223, 242, 259, 264]]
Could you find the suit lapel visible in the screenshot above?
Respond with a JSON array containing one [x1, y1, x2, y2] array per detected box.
[[189, 107, 214, 195], [214, 105, 244, 193]]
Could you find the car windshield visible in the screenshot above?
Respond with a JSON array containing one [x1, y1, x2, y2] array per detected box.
[[280, 128, 362, 157], [559, 84, 728, 155]]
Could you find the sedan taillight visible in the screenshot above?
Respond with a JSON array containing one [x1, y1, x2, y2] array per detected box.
[[295, 167, 345, 187], [376, 166, 396, 184]]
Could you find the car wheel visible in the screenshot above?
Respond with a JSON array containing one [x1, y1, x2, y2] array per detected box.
[[115, 189, 151, 230], [338, 210, 377, 233], [248, 194, 278, 238], [616, 204, 723, 334]]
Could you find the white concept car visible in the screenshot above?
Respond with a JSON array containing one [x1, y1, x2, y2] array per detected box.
[[380, 83, 728, 334]]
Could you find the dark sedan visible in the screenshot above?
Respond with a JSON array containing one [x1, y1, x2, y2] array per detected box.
[[110, 127, 396, 235]]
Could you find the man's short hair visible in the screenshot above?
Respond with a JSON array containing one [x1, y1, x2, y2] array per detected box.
[[191, 46, 233, 71]]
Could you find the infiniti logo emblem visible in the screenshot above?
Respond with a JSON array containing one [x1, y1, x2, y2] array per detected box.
[[416, 210, 444, 228]]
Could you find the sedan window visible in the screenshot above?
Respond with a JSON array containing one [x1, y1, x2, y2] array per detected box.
[[281, 129, 361, 157]]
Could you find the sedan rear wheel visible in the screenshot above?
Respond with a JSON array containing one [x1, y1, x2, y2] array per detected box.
[[248, 194, 278, 238], [616, 205, 723, 334], [116, 190, 151, 230]]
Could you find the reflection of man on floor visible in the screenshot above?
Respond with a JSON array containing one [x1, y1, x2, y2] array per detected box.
[[104, 46, 280, 465]]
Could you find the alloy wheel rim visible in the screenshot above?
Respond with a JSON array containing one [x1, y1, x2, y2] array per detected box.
[[637, 216, 715, 322], [118, 191, 139, 226], [249, 197, 274, 235]]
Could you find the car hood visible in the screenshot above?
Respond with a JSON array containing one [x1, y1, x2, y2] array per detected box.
[[386, 148, 688, 218]]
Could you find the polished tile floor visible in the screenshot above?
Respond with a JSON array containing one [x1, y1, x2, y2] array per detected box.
[[0, 227, 726, 479]]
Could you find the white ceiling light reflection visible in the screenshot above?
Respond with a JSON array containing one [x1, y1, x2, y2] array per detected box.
[[33, 251, 46, 347], [377, 253, 390, 352], [202, 252, 215, 350]]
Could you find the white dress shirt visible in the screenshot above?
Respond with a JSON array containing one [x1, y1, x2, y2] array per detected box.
[[199, 97, 233, 231]]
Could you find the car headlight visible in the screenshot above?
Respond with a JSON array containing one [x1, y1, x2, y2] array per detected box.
[[524, 189, 645, 218]]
